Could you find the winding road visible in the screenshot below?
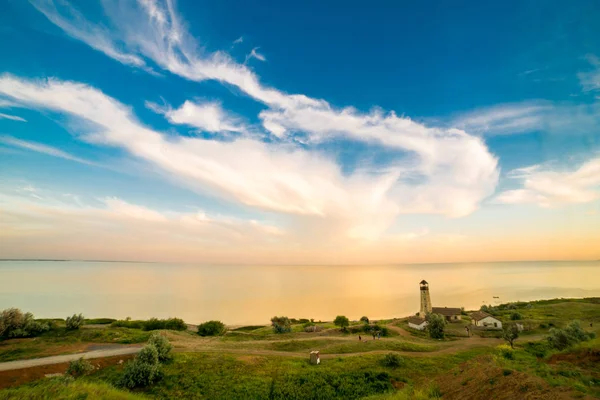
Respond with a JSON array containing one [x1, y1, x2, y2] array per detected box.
[[0, 345, 143, 372]]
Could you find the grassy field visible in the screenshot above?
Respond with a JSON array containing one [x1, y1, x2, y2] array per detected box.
[[0, 298, 598, 399]]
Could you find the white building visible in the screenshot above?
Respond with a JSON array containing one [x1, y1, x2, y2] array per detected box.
[[470, 311, 502, 329], [408, 316, 428, 331]]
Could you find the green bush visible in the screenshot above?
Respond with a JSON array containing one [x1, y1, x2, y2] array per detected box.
[[197, 320, 226, 337], [66, 314, 85, 330], [66, 357, 94, 377], [137, 344, 159, 365], [271, 316, 292, 333], [426, 313, 446, 339], [84, 318, 116, 325], [547, 321, 592, 350], [334, 315, 350, 331], [0, 308, 49, 339], [360, 316, 369, 324], [111, 318, 187, 331], [147, 332, 172, 362], [381, 353, 403, 368], [510, 312, 523, 321], [118, 358, 162, 388], [143, 318, 187, 331]]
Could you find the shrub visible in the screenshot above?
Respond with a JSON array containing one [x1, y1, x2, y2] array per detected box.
[[547, 321, 592, 350], [303, 325, 322, 333], [197, 320, 226, 337], [271, 316, 292, 333], [381, 353, 403, 368], [137, 344, 159, 365], [66, 314, 85, 330], [111, 318, 187, 331], [510, 312, 523, 321], [334, 315, 350, 331], [497, 344, 514, 359], [360, 316, 369, 324], [502, 324, 519, 349], [0, 308, 49, 339], [118, 358, 161, 388], [143, 317, 187, 331], [66, 357, 94, 377], [426, 313, 446, 339], [84, 318, 116, 325], [147, 332, 172, 362]]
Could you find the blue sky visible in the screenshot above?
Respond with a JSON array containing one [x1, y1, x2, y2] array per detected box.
[[0, 0, 599, 263]]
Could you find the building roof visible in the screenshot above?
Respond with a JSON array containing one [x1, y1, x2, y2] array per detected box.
[[470, 311, 498, 322], [432, 307, 461, 316], [408, 317, 427, 325], [419, 280, 428, 285]]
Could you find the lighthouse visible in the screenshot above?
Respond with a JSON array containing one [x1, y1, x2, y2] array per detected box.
[[419, 280, 432, 315]]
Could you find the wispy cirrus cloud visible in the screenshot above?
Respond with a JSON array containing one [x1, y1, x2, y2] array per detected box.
[[0, 135, 96, 165], [450, 100, 600, 137], [496, 157, 600, 207], [578, 54, 600, 92], [0, 112, 27, 122]]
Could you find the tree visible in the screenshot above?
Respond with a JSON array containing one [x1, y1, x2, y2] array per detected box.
[[502, 323, 519, 349], [66, 314, 85, 330], [271, 316, 291, 333], [360, 316, 369, 324], [334, 315, 350, 331], [197, 320, 226, 336], [426, 313, 446, 339]]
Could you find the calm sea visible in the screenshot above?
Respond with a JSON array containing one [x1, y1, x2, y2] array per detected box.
[[0, 261, 599, 325]]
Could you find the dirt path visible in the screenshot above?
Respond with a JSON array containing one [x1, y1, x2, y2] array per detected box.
[[0, 345, 143, 372]]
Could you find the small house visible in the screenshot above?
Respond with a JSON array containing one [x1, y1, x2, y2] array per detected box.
[[470, 311, 502, 329], [408, 316, 428, 331], [432, 307, 462, 322]]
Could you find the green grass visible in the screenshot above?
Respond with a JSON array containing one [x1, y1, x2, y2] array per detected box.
[[88, 349, 484, 400], [0, 378, 148, 400], [231, 325, 266, 332], [319, 340, 436, 354]]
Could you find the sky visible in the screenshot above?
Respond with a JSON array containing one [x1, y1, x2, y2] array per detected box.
[[0, 0, 599, 264]]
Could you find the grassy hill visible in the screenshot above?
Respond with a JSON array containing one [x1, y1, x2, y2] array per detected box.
[[0, 298, 598, 399]]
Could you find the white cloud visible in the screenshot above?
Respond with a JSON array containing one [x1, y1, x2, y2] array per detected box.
[[451, 100, 600, 136], [0, 113, 27, 122], [15, 1, 501, 238], [0, 75, 500, 240], [496, 157, 600, 207], [578, 54, 600, 92], [232, 36, 243, 45], [30, 0, 149, 70], [147, 100, 246, 134], [0, 135, 95, 165], [245, 47, 266, 63]]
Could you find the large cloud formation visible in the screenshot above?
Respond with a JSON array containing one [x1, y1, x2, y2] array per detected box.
[[2, 0, 501, 241]]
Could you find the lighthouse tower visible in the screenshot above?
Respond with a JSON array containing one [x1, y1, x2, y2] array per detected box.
[[419, 280, 432, 316]]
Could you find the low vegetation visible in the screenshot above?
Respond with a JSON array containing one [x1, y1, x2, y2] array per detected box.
[[66, 357, 94, 377], [112, 318, 187, 331], [0, 308, 50, 339], [118, 335, 173, 389], [65, 314, 85, 330], [547, 320, 595, 350], [270, 316, 292, 333], [197, 320, 226, 337]]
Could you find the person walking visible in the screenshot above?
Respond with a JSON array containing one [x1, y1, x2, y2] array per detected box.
[[358, 335, 361, 341]]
